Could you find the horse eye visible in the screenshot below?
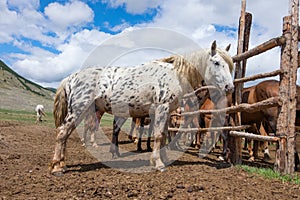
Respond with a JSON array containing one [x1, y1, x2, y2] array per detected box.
[[213, 61, 220, 66]]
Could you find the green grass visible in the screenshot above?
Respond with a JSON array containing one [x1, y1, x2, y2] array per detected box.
[[0, 108, 54, 127], [0, 109, 132, 129], [238, 165, 300, 185]]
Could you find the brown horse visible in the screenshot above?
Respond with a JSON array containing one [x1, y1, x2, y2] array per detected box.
[[242, 80, 300, 163], [201, 80, 300, 164]]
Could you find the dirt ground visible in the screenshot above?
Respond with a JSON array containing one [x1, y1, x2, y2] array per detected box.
[[1, 120, 300, 200]]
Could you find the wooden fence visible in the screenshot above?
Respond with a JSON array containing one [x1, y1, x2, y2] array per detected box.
[[169, 0, 299, 175]]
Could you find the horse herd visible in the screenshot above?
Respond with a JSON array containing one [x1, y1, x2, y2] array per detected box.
[[48, 41, 299, 176]]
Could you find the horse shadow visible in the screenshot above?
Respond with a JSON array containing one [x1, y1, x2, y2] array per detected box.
[[65, 148, 235, 174]]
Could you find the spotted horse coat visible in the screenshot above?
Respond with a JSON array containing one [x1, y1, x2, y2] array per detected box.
[[50, 41, 234, 176]]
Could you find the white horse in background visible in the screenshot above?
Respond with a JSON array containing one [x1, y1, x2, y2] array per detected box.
[[35, 104, 46, 123], [50, 41, 234, 176]]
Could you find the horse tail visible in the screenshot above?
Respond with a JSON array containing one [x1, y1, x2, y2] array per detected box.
[[53, 79, 68, 128]]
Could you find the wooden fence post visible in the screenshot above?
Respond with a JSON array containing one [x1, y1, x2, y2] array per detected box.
[[229, 0, 252, 164], [275, 0, 299, 174]]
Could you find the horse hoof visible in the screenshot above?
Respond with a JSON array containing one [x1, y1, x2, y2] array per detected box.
[[137, 148, 143, 153], [51, 171, 64, 177], [157, 166, 166, 172], [146, 148, 152, 152], [92, 143, 98, 148], [248, 157, 255, 162], [111, 153, 120, 159], [218, 156, 225, 161]]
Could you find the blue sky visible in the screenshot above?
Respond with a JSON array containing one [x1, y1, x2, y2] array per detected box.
[[0, 0, 292, 87]]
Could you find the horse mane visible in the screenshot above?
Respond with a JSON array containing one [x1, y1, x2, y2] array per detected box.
[[216, 49, 234, 72], [160, 55, 203, 89], [160, 48, 234, 90]]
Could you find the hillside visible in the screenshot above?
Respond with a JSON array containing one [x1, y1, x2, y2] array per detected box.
[[0, 60, 55, 112]]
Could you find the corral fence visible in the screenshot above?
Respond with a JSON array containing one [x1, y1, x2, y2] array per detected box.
[[169, 0, 299, 175]]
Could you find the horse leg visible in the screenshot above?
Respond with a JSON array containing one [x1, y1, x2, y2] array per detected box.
[[110, 116, 127, 159], [51, 114, 76, 175], [137, 117, 145, 152], [90, 111, 103, 148], [247, 139, 255, 162], [146, 118, 153, 152], [259, 124, 271, 161], [133, 118, 140, 144], [90, 129, 97, 147], [128, 118, 138, 142], [81, 119, 89, 147], [150, 103, 169, 171]]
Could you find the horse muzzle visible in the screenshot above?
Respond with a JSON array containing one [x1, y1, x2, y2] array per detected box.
[[224, 83, 234, 94]]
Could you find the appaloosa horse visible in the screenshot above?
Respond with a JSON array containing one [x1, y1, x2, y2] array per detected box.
[[50, 41, 234, 176]]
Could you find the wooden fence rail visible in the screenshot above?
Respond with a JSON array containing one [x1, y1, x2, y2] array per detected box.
[[168, 125, 251, 133], [229, 131, 281, 142], [232, 36, 286, 62], [180, 96, 281, 116]]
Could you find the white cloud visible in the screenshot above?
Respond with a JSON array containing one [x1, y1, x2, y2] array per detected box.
[[7, 0, 40, 11], [44, 1, 94, 37], [12, 29, 111, 83]]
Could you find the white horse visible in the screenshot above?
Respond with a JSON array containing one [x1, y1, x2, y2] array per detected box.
[[50, 41, 234, 176], [35, 104, 46, 123]]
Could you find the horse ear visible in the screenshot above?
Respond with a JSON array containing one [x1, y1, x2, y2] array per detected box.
[[225, 44, 231, 51], [211, 40, 217, 56]]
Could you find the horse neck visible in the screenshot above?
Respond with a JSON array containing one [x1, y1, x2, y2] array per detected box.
[[174, 51, 207, 90]]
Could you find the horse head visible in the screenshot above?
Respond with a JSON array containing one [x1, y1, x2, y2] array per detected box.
[[204, 40, 234, 94]]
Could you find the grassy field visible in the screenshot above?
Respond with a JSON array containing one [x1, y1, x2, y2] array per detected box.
[[0, 108, 132, 129]]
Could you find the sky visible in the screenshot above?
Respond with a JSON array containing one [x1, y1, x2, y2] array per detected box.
[[0, 0, 296, 88]]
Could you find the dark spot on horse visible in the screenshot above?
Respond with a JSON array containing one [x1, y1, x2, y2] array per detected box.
[[77, 102, 85, 108], [114, 68, 118, 73], [159, 90, 164, 101], [85, 89, 93, 95], [152, 86, 155, 90], [83, 95, 90, 100], [130, 96, 135, 99], [76, 92, 82, 99], [103, 84, 108, 89], [128, 103, 134, 108]]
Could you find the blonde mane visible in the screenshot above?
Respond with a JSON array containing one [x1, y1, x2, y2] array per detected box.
[[160, 48, 234, 90], [160, 55, 203, 90], [217, 49, 234, 72]]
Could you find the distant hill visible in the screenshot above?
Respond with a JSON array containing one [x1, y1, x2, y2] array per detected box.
[[0, 60, 55, 111]]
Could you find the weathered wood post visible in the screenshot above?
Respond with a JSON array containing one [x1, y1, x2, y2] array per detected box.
[[229, 0, 252, 164], [275, 0, 299, 174]]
